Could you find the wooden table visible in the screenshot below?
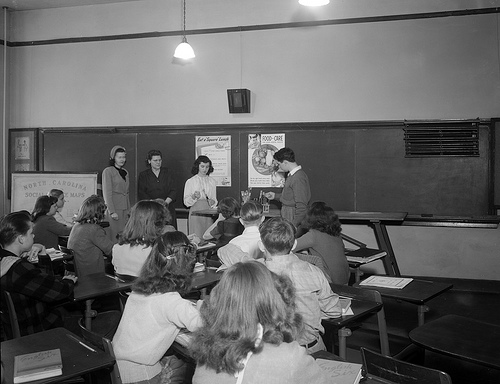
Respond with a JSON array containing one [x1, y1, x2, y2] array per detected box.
[[409, 314, 500, 370], [190, 268, 223, 298], [1, 327, 115, 384], [192, 208, 280, 218], [322, 298, 383, 360], [336, 211, 407, 276], [73, 273, 134, 329], [355, 277, 453, 326]]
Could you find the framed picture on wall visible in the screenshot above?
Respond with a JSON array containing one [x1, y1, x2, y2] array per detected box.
[[8, 128, 39, 198]]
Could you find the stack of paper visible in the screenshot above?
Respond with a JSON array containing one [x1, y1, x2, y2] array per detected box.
[[193, 262, 206, 273], [359, 275, 413, 289], [45, 248, 65, 261]]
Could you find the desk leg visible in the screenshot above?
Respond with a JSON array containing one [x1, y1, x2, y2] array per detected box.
[[338, 328, 352, 360], [84, 299, 97, 330], [417, 305, 429, 326], [372, 222, 401, 276]]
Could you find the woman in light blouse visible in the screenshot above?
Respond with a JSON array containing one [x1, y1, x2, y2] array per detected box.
[[183, 155, 217, 239]]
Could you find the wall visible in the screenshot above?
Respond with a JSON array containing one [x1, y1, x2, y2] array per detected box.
[[4, 0, 500, 279], [0, 11, 5, 217], [6, 1, 500, 127]]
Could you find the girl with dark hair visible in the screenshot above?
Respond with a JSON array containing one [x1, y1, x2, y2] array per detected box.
[[138, 149, 178, 229], [112, 231, 202, 384], [0, 211, 77, 337], [294, 201, 349, 285], [183, 155, 218, 238], [32, 195, 71, 249], [68, 195, 114, 276], [48, 189, 73, 227], [112, 200, 171, 277], [202, 197, 243, 247], [102, 145, 131, 243], [190, 261, 329, 383]]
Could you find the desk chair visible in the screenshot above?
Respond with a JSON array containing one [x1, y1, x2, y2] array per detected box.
[[361, 347, 452, 384], [327, 283, 390, 358], [78, 319, 122, 384], [1, 291, 21, 339], [59, 245, 78, 275]]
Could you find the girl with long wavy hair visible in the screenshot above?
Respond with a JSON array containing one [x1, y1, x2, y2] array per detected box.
[[190, 261, 329, 383], [113, 231, 202, 384]]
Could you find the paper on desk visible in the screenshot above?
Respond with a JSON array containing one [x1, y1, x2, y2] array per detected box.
[[359, 275, 413, 289], [46, 248, 65, 261]]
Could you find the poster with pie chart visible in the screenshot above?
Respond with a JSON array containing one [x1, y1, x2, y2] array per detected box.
[[248, 133, 285, 188]]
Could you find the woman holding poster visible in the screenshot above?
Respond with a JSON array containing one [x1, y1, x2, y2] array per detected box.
[[184, 155, 218, 238]]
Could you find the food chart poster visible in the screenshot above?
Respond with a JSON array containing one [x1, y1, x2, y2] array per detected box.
[[248, 133, 286, 188], [195, 135, 231, 187]]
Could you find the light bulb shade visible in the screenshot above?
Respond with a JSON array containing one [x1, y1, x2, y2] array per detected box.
[[174, 37, 195, 59], [299, 0, 330, 6]]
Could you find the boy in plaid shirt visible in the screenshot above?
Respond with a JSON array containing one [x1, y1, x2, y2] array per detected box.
[[1, 211, 77, 337]]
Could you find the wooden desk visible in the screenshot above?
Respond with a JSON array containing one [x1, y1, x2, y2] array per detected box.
[[1, 327, 115, 384], [336, 211, 407, 276], [190, 268, 223, 298], [73, 273, 133, 329], [322, 298, 383, 360], [409, 314, 500, 370], [355, 277, 453, 326]]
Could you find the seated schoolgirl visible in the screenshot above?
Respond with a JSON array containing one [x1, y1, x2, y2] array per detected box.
[[190, 261, 330, 384], [294, 202, 350, 285], [113, 231, 202, 384], [32, 195, 71, 249], [0, 211, 77, 337], [68, 195, 114, 277], [112, 200, 171, 278], [202, 197, 243, 247], [48, 189, 74, 227]]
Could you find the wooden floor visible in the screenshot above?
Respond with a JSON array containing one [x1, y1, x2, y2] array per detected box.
[[339, 276, 500, 384]]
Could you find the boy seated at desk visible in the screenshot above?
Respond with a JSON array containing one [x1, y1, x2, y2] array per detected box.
[[216, 200, 265, 266], [259, 217, 342, 354], [0, 211, 78, 338]]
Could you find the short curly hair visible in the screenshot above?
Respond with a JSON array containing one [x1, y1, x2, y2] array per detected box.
[[191, 155, 214, 175], [74, 195, 107, 224], [301, 201, 342, 237], [190, 261, 303, 375]]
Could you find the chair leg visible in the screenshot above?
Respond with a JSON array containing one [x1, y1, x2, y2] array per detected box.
[[338, 327, 352, 360]]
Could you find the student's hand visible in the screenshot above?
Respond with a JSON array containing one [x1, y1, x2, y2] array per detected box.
[[24, 244, 46, 263], [110, 212, 119, 220], [63, 271, 78, 284], [165, 197, 172, 205], [264, 192, 275, 200], [196, 300, 204, 311], [192, 191, 201, 200], [188, 233, 201, 245], [208, 199, 216, 207]]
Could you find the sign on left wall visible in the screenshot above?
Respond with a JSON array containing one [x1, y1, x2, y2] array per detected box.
[[11, 172, 98, 223]]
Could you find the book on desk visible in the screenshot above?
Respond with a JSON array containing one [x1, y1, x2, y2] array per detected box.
[[345, 248, 387, 264], [316, 358, 362, 384], [14, 348, 62, 383]]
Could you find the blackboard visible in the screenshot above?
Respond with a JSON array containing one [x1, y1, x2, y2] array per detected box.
[[41, 122, 493, 216]]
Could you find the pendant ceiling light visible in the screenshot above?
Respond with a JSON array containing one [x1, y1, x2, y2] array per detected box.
[[299, 0, 330, 6], [174, 0, 195, 59]]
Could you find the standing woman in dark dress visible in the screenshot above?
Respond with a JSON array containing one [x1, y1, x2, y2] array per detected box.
[[102, 145, 130, 243], [137, 149, 178, 228]]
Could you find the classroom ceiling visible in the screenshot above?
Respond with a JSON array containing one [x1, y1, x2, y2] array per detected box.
[[0, 0, 137, 11]]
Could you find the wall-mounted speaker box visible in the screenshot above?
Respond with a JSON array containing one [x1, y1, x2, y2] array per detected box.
[[227, 89, 251, 113]]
